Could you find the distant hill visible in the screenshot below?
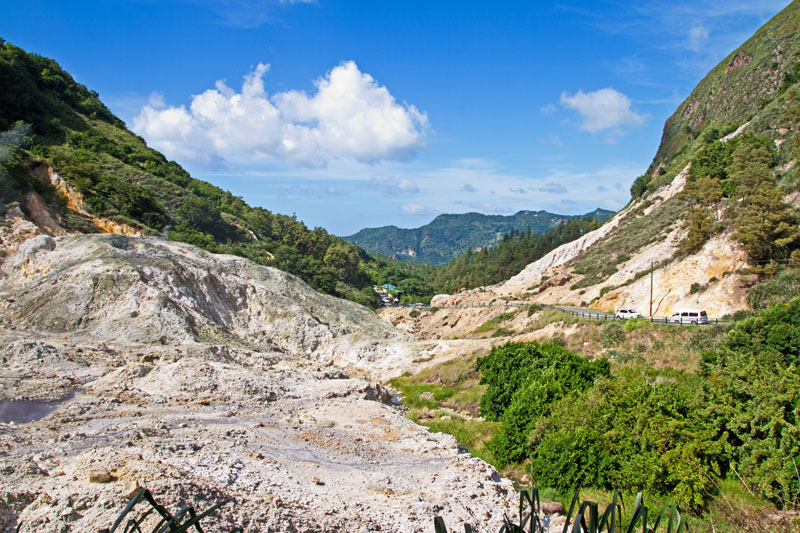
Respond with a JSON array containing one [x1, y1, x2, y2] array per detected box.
[[342, 208, 613, 264]]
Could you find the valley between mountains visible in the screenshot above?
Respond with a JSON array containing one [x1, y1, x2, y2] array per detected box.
[[3, 2, 800, 531]]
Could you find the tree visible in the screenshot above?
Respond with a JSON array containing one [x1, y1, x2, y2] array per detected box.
[[734, 177, 799, 262], [177, 196, 222, 233], [678, 207, 714, 256], [323, 243, 361, 284]]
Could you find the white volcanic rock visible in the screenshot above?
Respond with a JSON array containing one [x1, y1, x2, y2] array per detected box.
[[0, 234, 405, 352], [0, 232, 516, 532]]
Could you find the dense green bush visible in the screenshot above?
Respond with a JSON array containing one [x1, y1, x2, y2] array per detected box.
[[701, 303, 800, 508], [530, 367, 722, 510], [476, 342, 610, 466], [476, 299, 800, 512], [718, 297, 800, 365], [747, 268, 800, 309]]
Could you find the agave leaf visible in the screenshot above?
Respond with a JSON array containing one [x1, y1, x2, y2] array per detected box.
[[561, 488, 582, 533], [571, 512, 584, 533], [434, 516, 448, 533], [624, 494, 648, 533], [598, 503, 618, 531]]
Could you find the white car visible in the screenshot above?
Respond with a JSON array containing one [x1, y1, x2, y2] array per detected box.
[[615, 308, 641, 319]]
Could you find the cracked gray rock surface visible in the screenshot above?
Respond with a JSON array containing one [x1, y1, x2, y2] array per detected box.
[[0, 231, 515, 532]]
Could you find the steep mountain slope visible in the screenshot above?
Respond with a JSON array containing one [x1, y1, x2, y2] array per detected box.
[[431, 2, 800, 317], [343, 208, 613, 264], [634, 2, 800, 196], [0, 41, 375, 305]]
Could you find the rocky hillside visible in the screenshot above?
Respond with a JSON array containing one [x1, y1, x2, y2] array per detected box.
[[343, 208, 612, 264], [0, 40, 379, 306], [0, 216, 518, 531], [427, 2, 800, 318]]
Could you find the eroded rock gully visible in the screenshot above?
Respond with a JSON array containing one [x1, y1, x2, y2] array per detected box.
[[0, 225, 515, 532]]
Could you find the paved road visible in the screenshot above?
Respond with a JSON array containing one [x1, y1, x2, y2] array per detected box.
[[398, 302, 728, 325], [550, 305, 614, 318], [548, 304, 730, 326]]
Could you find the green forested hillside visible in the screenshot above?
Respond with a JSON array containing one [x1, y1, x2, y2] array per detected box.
[[343, 208, 612, 264], [369, 216, 604, 303], [0, 40, 379, 306]]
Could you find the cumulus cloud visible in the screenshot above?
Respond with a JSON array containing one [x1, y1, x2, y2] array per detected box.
[[509, 187, 528, 194], [540, 103, 557, 114], [560, 88, 646, 138], [460, 183, 477, 193], [538, 182, 568, 194], [134, 61, 428, 168], [369, 176, 419, 195]]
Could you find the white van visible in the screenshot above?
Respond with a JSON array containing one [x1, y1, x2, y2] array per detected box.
[[670, 309, 709, 324]]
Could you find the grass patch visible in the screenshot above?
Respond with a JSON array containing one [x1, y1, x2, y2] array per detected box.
[[472, 310, 518, 335], [491, 326, 516, 337], [422, 414, 500, 462], [525, 307, 589, 331], [568, 195, 688, 291], [392, 353, 500, 460]]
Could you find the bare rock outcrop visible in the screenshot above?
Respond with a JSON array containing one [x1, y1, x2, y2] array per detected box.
[[0, 231, 516, 531]]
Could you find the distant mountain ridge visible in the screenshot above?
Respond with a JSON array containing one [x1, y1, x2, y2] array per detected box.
[[342, 208, 613, 264]]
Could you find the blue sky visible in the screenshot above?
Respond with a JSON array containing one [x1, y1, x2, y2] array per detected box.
[[3, 0, 792, 235]]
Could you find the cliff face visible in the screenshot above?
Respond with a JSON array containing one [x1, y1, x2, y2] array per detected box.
[[651, 4, 800, 170], [491, 165, 751, 317], [0, 223, 515, 532]]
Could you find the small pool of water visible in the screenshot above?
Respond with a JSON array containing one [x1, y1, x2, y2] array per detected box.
[[0, 392, 75, 424]]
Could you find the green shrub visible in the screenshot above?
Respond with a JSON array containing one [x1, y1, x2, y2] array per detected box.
[[530, 367, 723, 510], [718, 298, 800, 365], [746, 268, 800, 309], [601, 322, 625, 348], [477, 341, 610, 466]]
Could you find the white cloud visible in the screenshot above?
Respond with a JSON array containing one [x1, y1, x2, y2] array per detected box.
[[401, 202, 432, 215], [538, 182, 568, 194], [464, 201, 514, 213], [134, 61, 428, 168], [540, 103, 557, 114], [369, 176, 419, 195], [560, 88, 646, 138], [686, 25, 710, 52], [553, 199, 578, 213], [460, 183, 477, 193]]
